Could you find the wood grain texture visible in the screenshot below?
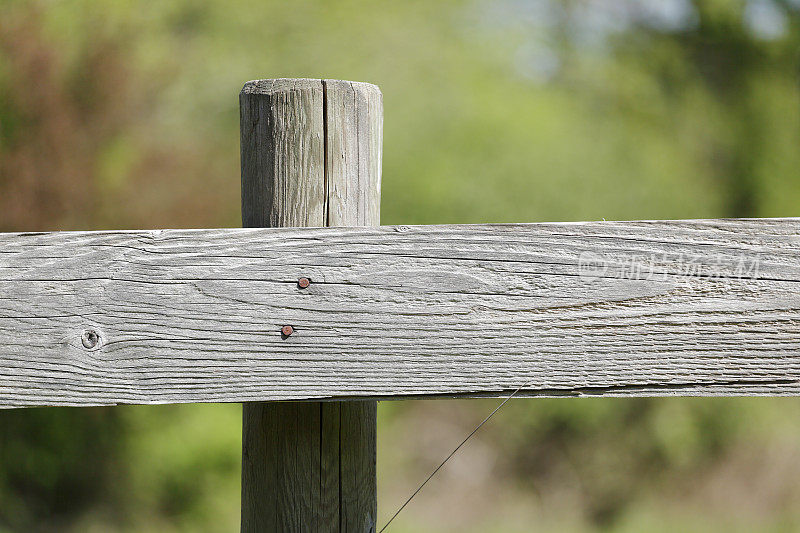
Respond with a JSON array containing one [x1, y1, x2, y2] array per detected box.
[[324, 80, 382, 226], [239, 79, 380, 532], [240, 77, 328, 533], [240, 78, 325, 228], [1, 218, 800, 407], [323, 79, 380, 533]]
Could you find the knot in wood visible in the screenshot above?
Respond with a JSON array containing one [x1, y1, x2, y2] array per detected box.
[[81, 329, 99, 349]]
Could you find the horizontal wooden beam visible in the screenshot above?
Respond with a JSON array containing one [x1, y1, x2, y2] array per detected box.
[[2, 218, 800, 408]]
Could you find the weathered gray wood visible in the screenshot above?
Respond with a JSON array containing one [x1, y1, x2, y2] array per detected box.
[[324, 80, 382, 226], [239, 79, 380, 532], [324, 80, 381, 533], [240, 78, 325, 228], [1, 218, 800, 406], [240, 77, 325, 533]]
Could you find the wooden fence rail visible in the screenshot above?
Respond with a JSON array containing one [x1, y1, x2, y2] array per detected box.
[[2, 218, 799, 409]]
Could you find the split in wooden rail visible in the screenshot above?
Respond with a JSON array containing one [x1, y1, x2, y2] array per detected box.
[[2, 217, 800, 408]]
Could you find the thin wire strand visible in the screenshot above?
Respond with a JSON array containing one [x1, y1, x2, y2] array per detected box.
[[378, 382, 531, 532]]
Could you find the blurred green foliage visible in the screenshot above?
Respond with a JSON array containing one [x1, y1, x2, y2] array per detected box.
[[0, 0, 799, 531]]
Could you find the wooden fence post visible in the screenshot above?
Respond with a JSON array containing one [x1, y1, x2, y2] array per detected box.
[[239, 79, 382, 532]]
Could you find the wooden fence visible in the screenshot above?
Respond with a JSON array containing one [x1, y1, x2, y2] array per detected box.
[[2, 78, 798, 531]]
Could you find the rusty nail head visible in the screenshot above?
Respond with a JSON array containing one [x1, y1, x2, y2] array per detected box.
[[281, 325, 294, 337], [298, 277, 310, 289]]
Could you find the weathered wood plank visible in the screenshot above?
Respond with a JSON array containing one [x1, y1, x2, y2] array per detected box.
[[1, 218, 800, 407]]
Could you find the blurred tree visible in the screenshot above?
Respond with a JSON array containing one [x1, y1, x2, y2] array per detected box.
[[0, 408, 125, 531], [605, 0, 800, 216], [0, 9, 137, 231]]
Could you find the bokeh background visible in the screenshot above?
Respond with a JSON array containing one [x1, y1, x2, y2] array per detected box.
[[1, 0, 800, 531]]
